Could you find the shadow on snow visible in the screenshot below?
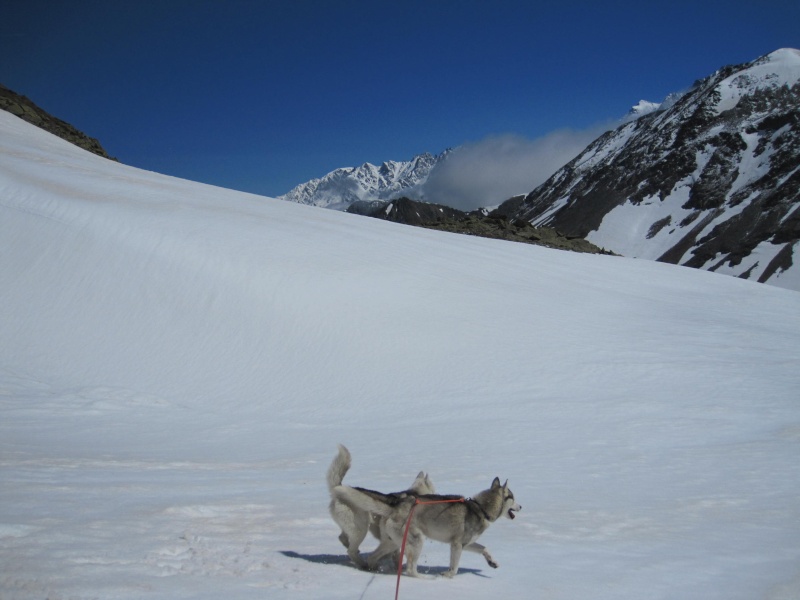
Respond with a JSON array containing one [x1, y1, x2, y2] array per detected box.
[[279, 550, 489, 577]]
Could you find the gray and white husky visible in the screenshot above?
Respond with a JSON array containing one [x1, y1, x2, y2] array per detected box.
[[333, 476, 521, 578], [326, 444, 435, 568]]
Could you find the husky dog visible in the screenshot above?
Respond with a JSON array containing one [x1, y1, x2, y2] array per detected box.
[[327, 444, 435, 568], [334, 476, 520, 578]]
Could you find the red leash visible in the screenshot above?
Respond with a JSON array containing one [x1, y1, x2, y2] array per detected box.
[[394, 497, 465, 600]]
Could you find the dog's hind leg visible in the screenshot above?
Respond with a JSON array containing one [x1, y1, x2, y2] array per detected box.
[[346, 512, 370, 568], [331, 501, 370, 568], [366, 536, 399, 571]]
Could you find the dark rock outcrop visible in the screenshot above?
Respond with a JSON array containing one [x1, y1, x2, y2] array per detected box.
[[0, 84, 115, 159], [349, 197, 613, 255]]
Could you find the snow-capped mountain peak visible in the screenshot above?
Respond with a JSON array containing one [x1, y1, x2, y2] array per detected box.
[[712, 47, 800, 114], [495, 48, 800, 291], [278, 150, 448, 210], [626, 99, 662, 120]]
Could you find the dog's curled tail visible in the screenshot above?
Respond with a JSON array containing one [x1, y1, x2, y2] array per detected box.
[[326, 444, 352, 492], [331, 485, 396, 518]]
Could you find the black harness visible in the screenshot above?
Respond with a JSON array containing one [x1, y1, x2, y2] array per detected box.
[[465, 497, 496, 522]]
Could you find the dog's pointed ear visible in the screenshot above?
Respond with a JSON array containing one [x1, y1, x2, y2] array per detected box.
[[415, 471, 425, 479], [503, 479, 509, 490], [491, 477, 501, 488]]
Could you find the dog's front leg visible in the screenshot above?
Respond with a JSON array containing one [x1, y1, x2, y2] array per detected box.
[[403, 530, 425, 578], [464, 542, 498, 568], [442, 542, 463, 578]]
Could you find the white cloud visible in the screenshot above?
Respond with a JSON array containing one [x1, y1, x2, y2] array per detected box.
[[413, 126, 611, 211]]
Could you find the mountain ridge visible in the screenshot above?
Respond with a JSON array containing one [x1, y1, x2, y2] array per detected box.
[[278, 151, 448, 209], [5, 48, 798, 290], [493, 48, 800, 290], [0, 84, 115, 160]]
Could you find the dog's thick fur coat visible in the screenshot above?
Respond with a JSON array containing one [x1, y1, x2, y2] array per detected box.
[[326, 444, 434, 568], [334, 476, 521, 577]]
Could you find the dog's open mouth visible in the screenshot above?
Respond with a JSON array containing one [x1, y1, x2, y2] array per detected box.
[[508, 508, 517, 520]]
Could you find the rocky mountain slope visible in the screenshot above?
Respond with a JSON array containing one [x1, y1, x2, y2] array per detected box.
[[493, 49, 800, 290], [0, 84, 114, 159], [278, 151, 447, 210], [349, 197, 612, 254]]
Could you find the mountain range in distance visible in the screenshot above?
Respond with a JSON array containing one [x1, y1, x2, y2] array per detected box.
[[278, 151, 449, 210], [2, 49, 798, 290], [280, 49, 800, 291]]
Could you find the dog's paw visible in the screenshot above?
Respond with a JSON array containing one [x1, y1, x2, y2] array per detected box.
[[349, 554, 368, 569], [487, 559, 499, 568], [404, 567, 432, 579], [441, 569, 458, 578]]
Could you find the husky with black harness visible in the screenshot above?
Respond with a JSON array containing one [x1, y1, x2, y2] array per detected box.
[[334, 476, 520, 577]]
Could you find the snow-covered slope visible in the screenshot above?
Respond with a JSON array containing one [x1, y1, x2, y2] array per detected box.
[[278, 151, 447, 210], [2, 110, 800, 600], [498, 48, 800, 291]]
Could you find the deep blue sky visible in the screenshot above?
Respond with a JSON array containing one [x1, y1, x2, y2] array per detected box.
[[2, 1, 799, 197]]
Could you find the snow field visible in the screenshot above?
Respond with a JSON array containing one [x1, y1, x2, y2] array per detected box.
[[1, 110, 800, 599]]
